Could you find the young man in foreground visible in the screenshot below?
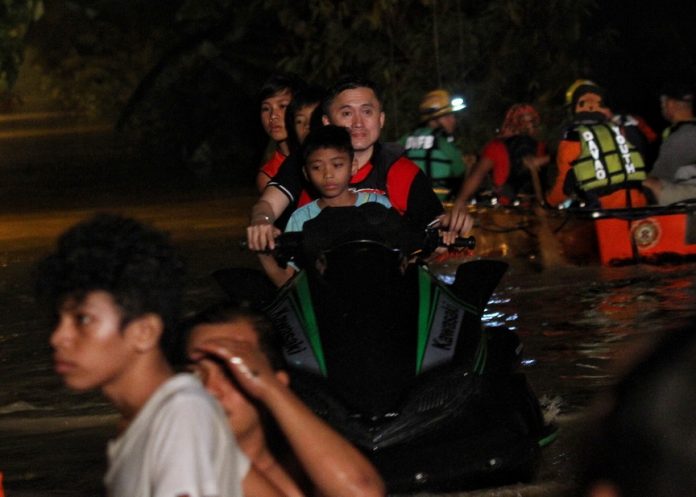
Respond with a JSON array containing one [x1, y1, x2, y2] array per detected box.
[[37, 214, 248, 497]]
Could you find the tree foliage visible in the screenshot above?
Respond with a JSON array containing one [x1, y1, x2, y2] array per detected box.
[[10, 0, 608, 180], [0, 0, 43, 96], [25, 0, 184, 116], [262, 0, 605, 148]]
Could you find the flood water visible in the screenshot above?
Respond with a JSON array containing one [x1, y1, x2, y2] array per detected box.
[[0, 121, 695, 496]]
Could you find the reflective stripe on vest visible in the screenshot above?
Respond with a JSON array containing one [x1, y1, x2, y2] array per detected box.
[[572, 123, 646, 192]]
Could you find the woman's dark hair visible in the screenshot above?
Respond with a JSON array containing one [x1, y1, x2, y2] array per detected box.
[[257, 73, 305, 104]]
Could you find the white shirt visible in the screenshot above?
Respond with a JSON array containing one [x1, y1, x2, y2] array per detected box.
[[105, 373, 248, 497]]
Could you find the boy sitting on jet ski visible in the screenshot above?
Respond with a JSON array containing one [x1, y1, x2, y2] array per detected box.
[[258, 125, 392, 287]]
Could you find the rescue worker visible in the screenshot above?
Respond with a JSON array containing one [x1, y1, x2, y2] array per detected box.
[[547, 80, 648, 209], [643, 83, 696, 205], [453, 103, 549, 206], [400, 89, 467, 200]]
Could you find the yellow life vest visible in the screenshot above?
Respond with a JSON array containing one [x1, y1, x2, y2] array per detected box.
[[572, 123, 646, 193]]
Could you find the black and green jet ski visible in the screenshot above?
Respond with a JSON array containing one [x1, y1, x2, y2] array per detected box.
[[214, 203, 555, 493]]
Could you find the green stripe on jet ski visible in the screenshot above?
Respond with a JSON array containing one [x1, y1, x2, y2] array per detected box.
[[416, 267, 433, 373], [293, 272, 327, 376], [472, 334, 488, 375]]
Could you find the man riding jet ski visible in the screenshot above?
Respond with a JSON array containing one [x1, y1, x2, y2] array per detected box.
[[214, 203, 555, 492]]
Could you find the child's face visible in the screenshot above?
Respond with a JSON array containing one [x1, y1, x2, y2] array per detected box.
[[294, 103, 319, 144], [305, 147, 356, 199], [50, 291, 135, 392], [325, 87, 385, 153], [260, 89, 292, 143]]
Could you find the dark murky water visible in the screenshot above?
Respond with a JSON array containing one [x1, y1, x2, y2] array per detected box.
[[2, 200, 694, 496], [0, 122, 695, 496]]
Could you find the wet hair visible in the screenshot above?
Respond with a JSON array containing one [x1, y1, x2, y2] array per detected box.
[[321, 74, 383, 116], [498, 103, 541, 138], [284, 84, 326, 153], [174, 302, 286, 371], [579, 323, 696, 497], [257, 73, 305, 105], [300, 124, 354, 169], [35, 213, 185, 344]]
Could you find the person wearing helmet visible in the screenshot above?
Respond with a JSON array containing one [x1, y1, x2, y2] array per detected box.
[[546, 80, 648, 209], [399, 89, 467, 201], [451, 103, 549, 206]]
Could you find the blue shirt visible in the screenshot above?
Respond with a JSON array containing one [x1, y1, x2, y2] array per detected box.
[[285, 191, 392, 233]]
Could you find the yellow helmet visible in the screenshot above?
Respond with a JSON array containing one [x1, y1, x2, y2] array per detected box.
[[565, 79, 598, 106], [419, 89, 466, 120]]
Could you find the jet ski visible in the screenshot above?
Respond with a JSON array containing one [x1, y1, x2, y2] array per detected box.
[[214, 203, 555, 493]]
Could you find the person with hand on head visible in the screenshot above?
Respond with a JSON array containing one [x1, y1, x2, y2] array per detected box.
[[400, 89, 467, 201], [256, 74, 305, 193], [642, 82, 696, 205], [246, 74, 471, 253], [180, 303, 386, 497], [257, 125, 392, 287], [37, 214, 248, 497]]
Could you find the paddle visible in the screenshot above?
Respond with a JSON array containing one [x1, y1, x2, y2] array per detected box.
[[526, 160, 565, 267]]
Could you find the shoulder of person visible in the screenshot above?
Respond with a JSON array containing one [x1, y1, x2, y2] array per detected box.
[[377, 141, 406, 161], [561, 127, 581, 141], [670, 119, 696, 135], [481, 138, 506, 152]]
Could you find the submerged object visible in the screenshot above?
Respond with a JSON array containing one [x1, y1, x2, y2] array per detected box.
[[215, 204, 554, 492]]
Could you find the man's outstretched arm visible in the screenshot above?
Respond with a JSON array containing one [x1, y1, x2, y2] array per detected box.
[[246, 187, 291, 251]]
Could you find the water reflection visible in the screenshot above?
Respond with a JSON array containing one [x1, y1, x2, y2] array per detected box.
[[1, 206, 695, 494], [491, 262, 696, 411]]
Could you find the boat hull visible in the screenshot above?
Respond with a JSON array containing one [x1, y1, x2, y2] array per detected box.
[[463, 203, 696, 265]]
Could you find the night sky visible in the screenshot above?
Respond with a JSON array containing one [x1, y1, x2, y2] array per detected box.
[[592, 0, 696, 129]]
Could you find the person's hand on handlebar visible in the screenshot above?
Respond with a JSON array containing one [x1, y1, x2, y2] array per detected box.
[[246, 215, 281, 251], [434, 202, 474, 246]]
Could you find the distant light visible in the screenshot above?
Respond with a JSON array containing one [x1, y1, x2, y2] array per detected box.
[[451, 97, 466, 111]]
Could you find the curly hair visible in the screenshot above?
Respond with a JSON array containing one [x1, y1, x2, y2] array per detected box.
[[35, 213, 186, 342]]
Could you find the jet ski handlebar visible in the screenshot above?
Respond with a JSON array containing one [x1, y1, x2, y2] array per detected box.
[[241, 228, 475, 258], [422, 228, 476, 252]]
